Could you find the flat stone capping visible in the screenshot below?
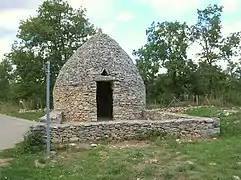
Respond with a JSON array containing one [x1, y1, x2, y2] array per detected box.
[[29, 116, 220, 143]]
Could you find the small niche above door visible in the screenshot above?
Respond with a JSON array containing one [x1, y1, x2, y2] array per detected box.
[[101, 68, 109, 76]]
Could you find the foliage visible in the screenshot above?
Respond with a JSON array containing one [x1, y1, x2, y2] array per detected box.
[[19, 131, 45, 154], [133, 4, 241, 106], [0, 59, 12, 101], [0, 102, 44, 121], [133, 21, 194, 102], [1, 0, 96, 106], [194, 4, 223, 65]]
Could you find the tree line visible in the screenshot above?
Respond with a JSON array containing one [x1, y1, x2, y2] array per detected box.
[[133, 4, 241, 106], [0, 0, 241, 108]]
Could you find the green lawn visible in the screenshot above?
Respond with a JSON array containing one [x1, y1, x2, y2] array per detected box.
[[1, 107, 241, 180]]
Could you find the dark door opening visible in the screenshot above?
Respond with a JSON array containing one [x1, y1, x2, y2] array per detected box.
[[96, 81, 113, 121]]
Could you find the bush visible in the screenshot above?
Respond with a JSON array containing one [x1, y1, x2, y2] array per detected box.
[[19, 131, 45, 154]]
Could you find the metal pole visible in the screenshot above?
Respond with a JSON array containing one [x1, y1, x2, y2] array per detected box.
[[45, 61, 51, 157]]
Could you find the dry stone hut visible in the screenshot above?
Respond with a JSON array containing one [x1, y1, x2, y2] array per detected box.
[[53, 30, 146, 122]]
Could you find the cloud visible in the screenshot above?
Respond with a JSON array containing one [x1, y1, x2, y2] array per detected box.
[[0, 0, 116, 33], [0, 35, 15, 60], [67, 0, 115, 21], [222, 21, 241, 37], [0, 0, 117, 61], [136, 0, 201, 14], [0, 0, 42, 10], [0, 9, 37, 32], [221, 0, 238, 13], [0, 28, 15, 37], [67, 0, 119, 37], [116, 11, 135, 22], [102, 22, 116, 36], [116, 29, 147, 58], [0, 7, 37, 60]]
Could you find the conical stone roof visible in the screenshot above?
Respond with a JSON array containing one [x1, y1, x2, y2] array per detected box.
[[55, 31, 144, 87]]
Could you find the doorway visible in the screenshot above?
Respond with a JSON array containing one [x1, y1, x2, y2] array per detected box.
[[96, 81, 113, 121]]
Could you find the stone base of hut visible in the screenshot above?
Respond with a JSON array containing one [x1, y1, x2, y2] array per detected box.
[[29, 110, 220, 143]]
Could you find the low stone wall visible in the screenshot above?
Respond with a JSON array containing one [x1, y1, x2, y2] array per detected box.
[[29, 116, 220, 143]]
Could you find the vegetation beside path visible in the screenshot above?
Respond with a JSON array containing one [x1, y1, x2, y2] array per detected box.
[[0, 102, 44, 121]]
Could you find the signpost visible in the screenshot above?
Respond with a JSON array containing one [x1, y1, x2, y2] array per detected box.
[[44, 61, 51, 157]]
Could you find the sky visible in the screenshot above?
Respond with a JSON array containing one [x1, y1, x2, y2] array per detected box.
[[0, 0, 241, 63]]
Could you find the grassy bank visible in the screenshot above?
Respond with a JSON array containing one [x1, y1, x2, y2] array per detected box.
[[0, 107, 241, 179], [0, 102, 44, 121]]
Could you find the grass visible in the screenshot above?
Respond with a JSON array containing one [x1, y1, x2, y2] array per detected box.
[[4, 111, 45, 121], [1, 107, 241, 179], [185, 107, 221, 117], [0, 102, 44, 121]]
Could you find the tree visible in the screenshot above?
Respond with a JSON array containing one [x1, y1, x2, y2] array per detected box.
[[6, 0, 96, 104], [133, 21, 194, 102], [194, 4, 223, 65], [0, 59, 12, 101], [134, 4, 241, 106], [193, 4, 241, 96]]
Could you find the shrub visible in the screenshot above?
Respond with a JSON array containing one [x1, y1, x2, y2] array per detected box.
[[19, 131, 45, 154]]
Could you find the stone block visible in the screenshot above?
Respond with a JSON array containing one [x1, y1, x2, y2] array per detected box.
[[40, 110, 63, 124]]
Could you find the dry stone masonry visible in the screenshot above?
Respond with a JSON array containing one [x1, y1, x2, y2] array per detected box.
[[34, 30, 221, 143], [30, 115, 220, 143], [53, 30, 146, 122]]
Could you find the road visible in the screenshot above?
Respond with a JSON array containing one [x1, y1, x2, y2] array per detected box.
[[0, 114, 37, 150]]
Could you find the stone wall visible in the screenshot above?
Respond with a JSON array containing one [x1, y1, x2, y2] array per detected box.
[[54, 79, 145, 122], [29, 117, 220, 143], [53, 83, 97, 122]]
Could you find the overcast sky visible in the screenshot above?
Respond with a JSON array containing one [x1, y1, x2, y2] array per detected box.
[[0, 0, 240, 63]]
